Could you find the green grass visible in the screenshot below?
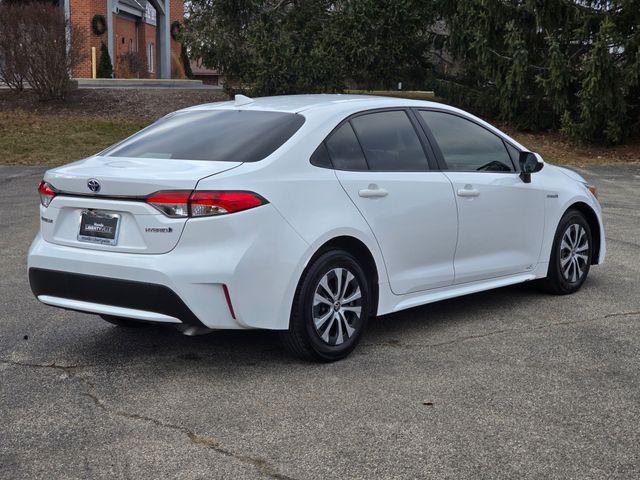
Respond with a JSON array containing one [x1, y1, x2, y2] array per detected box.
[[0, 111, 149, 166]]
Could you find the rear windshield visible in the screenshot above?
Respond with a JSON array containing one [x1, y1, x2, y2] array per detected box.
[[103, 110, 305, 162]]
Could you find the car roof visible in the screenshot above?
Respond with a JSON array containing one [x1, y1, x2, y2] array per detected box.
[[178, 94, 529, 152], [185, 94, 448, 114]]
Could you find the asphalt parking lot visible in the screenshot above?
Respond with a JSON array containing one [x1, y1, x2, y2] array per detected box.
[[1, 163, 639, 479]]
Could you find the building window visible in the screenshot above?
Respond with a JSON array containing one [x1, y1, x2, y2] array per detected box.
[[147, 42, 154, 73]]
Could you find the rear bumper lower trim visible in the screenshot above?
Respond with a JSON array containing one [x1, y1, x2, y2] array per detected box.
[[38, 295, 182, 323], [29, 268, 206, 327]]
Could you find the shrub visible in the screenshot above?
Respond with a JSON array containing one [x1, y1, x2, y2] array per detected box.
[[118, 52, 148, 79], [97, 43, 113, 78]]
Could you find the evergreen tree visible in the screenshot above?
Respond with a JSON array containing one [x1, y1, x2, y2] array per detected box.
[[564, 18, 627, 145], [184, 0, 432, 95], [96, 42, 113, 79], [186, 0, 344, 95], [184, 0, 639, 144], [181, 44, 193, 79], [336, 0, 434, 90], [434, 0, 639, 144]]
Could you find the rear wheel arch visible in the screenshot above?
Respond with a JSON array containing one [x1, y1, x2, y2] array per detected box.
[[307, 236, 379, 317], [564, 202, 601, 264]]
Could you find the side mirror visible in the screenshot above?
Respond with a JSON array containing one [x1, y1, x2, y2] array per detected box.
[[519, 152, 543, 183]]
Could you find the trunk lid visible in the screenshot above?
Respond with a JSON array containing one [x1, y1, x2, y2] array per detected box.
[[44, 156, 242, 196], [40, 156, 242, 254]]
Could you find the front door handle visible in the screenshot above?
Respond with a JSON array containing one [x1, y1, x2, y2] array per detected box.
[[359, 184, 388, 198], [457, 185, 480, 197]]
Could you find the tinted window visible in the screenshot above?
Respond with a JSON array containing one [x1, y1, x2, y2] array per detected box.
[[505, 142, 521, 168], [419, 111, 514, 172], [351, 111, 428, 171], [104, 110, 305, 162], [325, 122, 368, 171], [310, 142, 332, 169]]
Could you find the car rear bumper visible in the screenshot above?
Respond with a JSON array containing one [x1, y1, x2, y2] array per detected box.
[[29, 268, 202, 326], [27, 204, 310, 330]]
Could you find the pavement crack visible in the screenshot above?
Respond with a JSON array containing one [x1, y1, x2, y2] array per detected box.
[[0, 359, 92, 371], [79, 374, 297, 480], [362, 329, 511, 350], [604, 310, 640, 319], [363, 309, 640, 350], [106, 405, 297, 480], [1, 357, 297, 479]]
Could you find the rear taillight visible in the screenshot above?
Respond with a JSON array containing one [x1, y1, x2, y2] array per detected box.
[[146, 190, 267, 218], [38, 181, 55, 207], [190, 191, 266, 216], [146, 191, 190, 218]]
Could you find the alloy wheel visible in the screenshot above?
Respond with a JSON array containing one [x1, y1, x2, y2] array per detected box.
[[312, 268, 363, 346], [560, 223, 589, 283]]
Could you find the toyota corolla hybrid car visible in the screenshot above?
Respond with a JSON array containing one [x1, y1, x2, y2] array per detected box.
[[28, 94, 605, 361]]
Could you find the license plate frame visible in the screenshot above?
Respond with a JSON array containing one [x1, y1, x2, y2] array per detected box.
[[78, 210, 121, 246]]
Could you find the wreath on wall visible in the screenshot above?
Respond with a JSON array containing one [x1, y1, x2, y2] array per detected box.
[[91, 14, 107, 36], [170, 21, 182, 41]]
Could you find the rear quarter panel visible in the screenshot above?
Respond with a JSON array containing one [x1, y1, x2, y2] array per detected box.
[[194, 109, 389, 324]]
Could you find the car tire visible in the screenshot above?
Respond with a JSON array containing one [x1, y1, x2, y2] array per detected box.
[[539, 209, 593, 295], [280, 249, 371, 362], [100, 315, 149, 328]]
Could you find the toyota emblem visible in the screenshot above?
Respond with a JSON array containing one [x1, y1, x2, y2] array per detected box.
[[87, 179, 101, 193]]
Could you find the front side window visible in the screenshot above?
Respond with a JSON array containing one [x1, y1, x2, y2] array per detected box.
[[419, 111, 514, 172], [505, 142, 521, 168], [350, 111, 428, 171], [104, 110, 305, 162], [324, 122, 368, 171]]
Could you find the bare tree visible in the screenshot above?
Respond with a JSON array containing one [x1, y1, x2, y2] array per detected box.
[[0, 4, 29, 91], [0, 2, 84, 100], [22, 3, 85, 100]]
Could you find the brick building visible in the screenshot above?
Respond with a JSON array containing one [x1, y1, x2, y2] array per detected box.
[[61, 0, 184, 79]]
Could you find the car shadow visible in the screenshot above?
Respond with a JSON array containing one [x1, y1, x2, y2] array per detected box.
[[367, 282, 539, 339], [66, 282, 542, 368]]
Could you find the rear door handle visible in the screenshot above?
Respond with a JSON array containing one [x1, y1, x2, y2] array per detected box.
[[358, 185, 388, 198], [457, 185, 480, 197]]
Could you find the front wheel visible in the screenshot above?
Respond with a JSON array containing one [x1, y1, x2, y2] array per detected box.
[[539, 209, 593, 295], [280, 250, 371, 362]]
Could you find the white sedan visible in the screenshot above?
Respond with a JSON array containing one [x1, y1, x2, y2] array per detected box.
[[28, 94, 605, 361]]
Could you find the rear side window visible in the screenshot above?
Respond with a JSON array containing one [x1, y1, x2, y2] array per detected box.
[[325, 122, 368, 171], [350, 111, 428, 171], [103, 110, 305, 162], [419, 111, 514, 172], [310, 142, 333, 169]]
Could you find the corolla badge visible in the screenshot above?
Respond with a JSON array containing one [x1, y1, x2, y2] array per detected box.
[[87, 179, 101, 193]]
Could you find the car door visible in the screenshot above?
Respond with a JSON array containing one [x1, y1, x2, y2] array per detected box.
[[416, 109, 546, 284], [325, 109, 458, 295]]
